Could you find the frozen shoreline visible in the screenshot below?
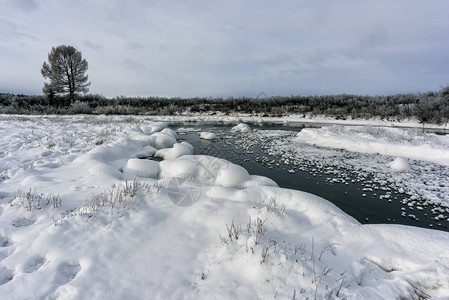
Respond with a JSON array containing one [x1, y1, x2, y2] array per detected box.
[[146, 114, 449, 130], [0, 115, 448, 299], [2, 113, 448, 131]]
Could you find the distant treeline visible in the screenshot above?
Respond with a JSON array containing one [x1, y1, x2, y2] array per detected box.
[[1, 86, 448, 125]]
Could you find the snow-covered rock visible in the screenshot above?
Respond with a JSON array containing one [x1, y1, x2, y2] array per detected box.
[[140, 122, 168, 135], [135, 145, 158, 158], [147, 132, 177, 149], [154, 142, 194, 160], [160, 128, 178, 139], [231, 123, 251, 133], [123, 158, 159, 179], [159, 155, 277, 188]]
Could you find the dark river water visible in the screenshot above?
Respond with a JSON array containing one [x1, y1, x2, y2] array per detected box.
[[167, 121, 449, 232]]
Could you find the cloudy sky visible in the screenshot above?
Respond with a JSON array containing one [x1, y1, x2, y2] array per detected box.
[[1, 0, 449, 98]]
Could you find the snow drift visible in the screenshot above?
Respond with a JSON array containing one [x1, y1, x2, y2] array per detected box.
[[296, 125, 449, 166]]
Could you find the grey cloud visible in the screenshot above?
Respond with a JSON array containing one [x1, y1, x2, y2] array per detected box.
[[9, 0, 39, 13], [0, 18, 39, 43], [126, 42, 145, 51], [123, 59, 146, 71], [83, 39, 104, 50], [1, 0, 449, 97]]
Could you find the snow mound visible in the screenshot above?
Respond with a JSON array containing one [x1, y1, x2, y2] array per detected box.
[[154, 142, 194, 160], [295, 125, 449, 166], [231, 123, 251, 133], [147, 132, 177, 149], [159, 155, 277, 188], [199, 132, 217, 140], [123, 158, 159, 179], [160, 128, 178, 139], [140, 122, 168, 134], [215, 163, 250, 188], [388, 157, 410, 172], [135, 145, 158, 158]]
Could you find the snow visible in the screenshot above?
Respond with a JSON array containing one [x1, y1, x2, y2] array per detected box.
[[0, 115, 448, 299], [123, 158, 159, 179], [140, 122, 168, 134], [295, 125, 449, 166], [388, 157, 410, 172], [158, 155, 277, 189], [199, 131, 217, 140], [154, 142, 194, 159], [134, 145, 158, 158], [231, 123, 251, 133], [147, 131, 177, 149], [147, 114, 449, 131]]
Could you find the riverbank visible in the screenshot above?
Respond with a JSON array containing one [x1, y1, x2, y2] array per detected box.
[[0, 115, 448, 299]]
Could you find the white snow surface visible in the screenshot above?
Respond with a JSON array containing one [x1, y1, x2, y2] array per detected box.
[[199, 131, 217, 140], [388, 157, 410, 172], [123, 158, 159, 179], [0, 115, 448, 299], [159, 155, 277, 189], [231, 123, 251, 133], [154, 141, 194, 159], [296, 125, 449, 166]]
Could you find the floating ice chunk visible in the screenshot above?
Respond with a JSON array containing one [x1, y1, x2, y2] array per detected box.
[[154, 142, 194, 160], [123, 158, 159, 179], [200, 132, 217, 140], [177, 128, 187, 134], [388, 157, 409, 172], [231, 123, 251, 133]]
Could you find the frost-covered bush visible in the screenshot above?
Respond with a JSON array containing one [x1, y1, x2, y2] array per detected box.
[[1, 85, 448, 124], [67, 101, 92, 114]]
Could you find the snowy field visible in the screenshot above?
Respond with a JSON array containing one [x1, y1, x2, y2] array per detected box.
[[0, 115, 449, 299]]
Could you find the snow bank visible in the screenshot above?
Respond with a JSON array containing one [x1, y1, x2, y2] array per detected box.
[[154, 142, 194, 160], [1, 116, 449, 299], [199, 131, 217, 140], [159, 155, 277, 188], [296, 125, 449, 166], [123, 158, 159, 179], [231, 123, 251, 133]]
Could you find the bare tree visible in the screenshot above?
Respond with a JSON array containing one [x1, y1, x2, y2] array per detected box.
[[41, 45, 90, 104]]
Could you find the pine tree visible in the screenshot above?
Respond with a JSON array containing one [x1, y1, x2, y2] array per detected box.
[[41, 45, 90, 104]]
